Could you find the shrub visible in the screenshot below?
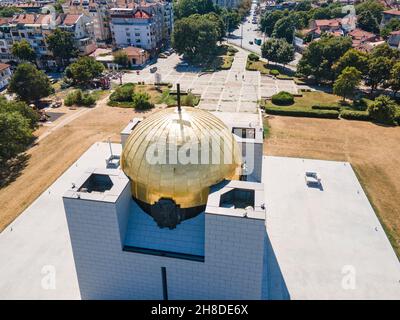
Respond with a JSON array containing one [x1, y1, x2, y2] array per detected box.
[[312, 105, 341, 111], [264, 106, 339, 119], [368, 95, 397, 125], [340, 110, 370, 121], [248, 53, 260, 61], [110, 83, 134, 102], [132, 92, 154, 110], [181, 93, 199, 106], [270, 69, 280, 76], [271, 91, 294, 106], [352, 98, 370, 111], [64, 89, 96, 106], [227, 46, 238, 54]]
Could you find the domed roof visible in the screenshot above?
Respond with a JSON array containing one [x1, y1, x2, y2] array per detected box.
[[121, 107, 242, 212]]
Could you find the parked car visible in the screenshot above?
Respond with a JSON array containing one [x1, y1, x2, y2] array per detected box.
[[249, 40, 254, 45], [150, 66, 158, 73]]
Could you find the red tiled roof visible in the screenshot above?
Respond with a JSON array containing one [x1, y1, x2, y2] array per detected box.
[[0, 18, 10, 25], [11, 14, 36, 24], [0, 63, 10, 72], [390, 30, 400, 35], [383, 9, 400, 16], [349, 28, 377, 40], [314, 19, 340, 27], [122, 46, 147, 56], [62, 14, 81, 26], [133, 10, 151, 19]]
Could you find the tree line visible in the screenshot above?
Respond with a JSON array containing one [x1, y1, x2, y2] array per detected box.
[[171, 0, 250, 63]]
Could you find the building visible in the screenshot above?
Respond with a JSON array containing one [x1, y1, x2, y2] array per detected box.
[[110, 0, 173, 55], [0, 62, 11, 89], [213, 0, 240, 8], [0, 12, 97, 67], [348, 28, 381, 51], [62, 0, 111, 44], [40, 104, 399, 300], [388, 30, 400, 50], [381, 9, 400, 25], [59, 14, 97, 56], [121, 46, 149, 65]]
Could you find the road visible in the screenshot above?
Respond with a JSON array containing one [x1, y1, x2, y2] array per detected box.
[[227, 1, 301, 69]]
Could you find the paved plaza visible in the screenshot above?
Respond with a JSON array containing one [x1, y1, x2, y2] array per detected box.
[[119, 47, 302, 114]]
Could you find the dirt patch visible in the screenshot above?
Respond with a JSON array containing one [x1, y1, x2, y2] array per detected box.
[[264, 115, 400, 257]]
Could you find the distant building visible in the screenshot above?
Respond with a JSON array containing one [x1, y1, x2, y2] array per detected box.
[[381, 9, 400, 25], [109, 0, 173, 55], [59, 13, 97, 56], [348, 28, 382, 52], [121, 46, 149, 65], [0, 62, 11, 90], [213, 0, 240, 8], [0, 12, 97, 68], [388, 30, 400, 50], [62, 0, 111, 44]]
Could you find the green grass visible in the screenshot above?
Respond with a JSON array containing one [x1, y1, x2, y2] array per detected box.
[[264, 91, 342, 110]]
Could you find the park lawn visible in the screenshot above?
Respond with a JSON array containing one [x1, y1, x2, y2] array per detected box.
[[246, 59, 269, 74], [264, 91, 342, 110]]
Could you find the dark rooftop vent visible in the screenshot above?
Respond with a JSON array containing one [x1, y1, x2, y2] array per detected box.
[[78, 174, 113, 193], [219, 188, 255, 209]]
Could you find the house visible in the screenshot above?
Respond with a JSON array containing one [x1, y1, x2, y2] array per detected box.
[[388, 30, 400, 50], [121, 46, 149, 66], [62, 0, 111, 44], [307, 19, 344, 39], [59, 14, 97, 56], [0, 62, 11, 90], [348, 28, 382, 52], [381, 9, 400, 25]]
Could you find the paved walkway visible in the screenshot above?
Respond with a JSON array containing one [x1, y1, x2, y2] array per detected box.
[[119, 47, 306, 114]]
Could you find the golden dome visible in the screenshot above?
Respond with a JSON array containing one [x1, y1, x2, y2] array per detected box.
[[121, 107, 242, 213]]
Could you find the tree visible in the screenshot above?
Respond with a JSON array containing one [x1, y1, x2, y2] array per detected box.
[[174, 0, 215, 19], [272, 16, 296, 43], [365, 56, 392, 94], [0, 97, 39, 129], [333, 67, 362, 101], [0, 6, 23, 17], [11, 39, 36, 62], [387, 62, 400, 97], [0, 111, 33, 164], [355, 0, 384, 24], [368, 95, 397, 124], [333, 49, 369, 77], [204, 12, 225, 40], [46, 28, 77, 66], [380, 18, 400, 38], [295, 1, 312, 12], [357, 10, 379, 33], [113, 51, 129, 68], [65, 57, 104, 85], [172, 14, 219, 63], [8, 63, 53, 103], [260, 10, 284, 37], [297, 34, 352, 83], [370, 42, 400, 61], [220, 9, 240, 34], [261, 38, 295, 66]]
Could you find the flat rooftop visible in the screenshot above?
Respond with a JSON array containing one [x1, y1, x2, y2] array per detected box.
[[263, 156, 400, 299]]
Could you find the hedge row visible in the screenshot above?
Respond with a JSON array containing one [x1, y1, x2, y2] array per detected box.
[[340, 110, 371, 121], [312, 105, 341, 111], [264, 106, 339, 119]]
